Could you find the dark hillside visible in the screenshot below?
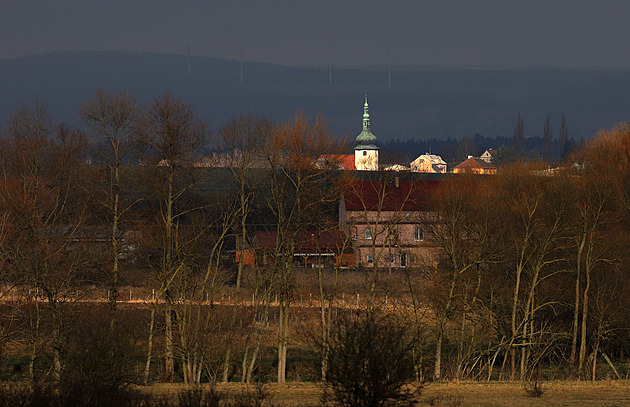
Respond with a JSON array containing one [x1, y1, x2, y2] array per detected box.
[[1, 51, 629, 143]]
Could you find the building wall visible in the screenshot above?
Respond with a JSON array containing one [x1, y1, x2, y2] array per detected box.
[[411, 159, 434, 173], [346, 209, 439, 269], [410, 156, 447, 173], [355, 149, 379, 171], [453, 167, 496, 175]]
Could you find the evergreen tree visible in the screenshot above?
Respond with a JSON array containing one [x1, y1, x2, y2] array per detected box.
[[513, 111, 525, 153], [560, 113, 569, 160], [543, 114, 553, 162]]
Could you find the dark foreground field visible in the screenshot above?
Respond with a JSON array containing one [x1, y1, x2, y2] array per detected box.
[[142, 381, 630, 406]]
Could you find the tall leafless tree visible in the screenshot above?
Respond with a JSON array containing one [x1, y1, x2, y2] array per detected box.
[[137, 93, 208, 382], [264, 113, 341, 383], [80, 89, 139, 315], [1, 103, 92, 381]]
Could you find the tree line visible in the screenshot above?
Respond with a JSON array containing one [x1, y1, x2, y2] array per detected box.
[[0, 89, 349, 388], [420, 151, 630, 381], [383, 111, 575, 166], [0, 89, 628, 396]]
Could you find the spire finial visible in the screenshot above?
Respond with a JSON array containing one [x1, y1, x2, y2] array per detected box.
[[362, 93, 370, 131]]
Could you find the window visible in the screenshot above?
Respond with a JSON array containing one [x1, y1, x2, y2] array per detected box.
[[365, 228, 372, 240], [414, 227, 424, 241], [363, 150, 367, 156], [390, 255, 396, 264], [367, 254, 374, 263]]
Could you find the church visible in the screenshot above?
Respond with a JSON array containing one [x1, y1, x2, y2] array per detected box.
[[354, 95, 379, 171], [317, 95, 380, 171]]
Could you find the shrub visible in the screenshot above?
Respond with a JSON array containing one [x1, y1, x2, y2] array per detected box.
[[176, 383, 274, 407], [61, 308, 140, 391], [318, 312, 421, 407], [523, 380, 545, 398], [177, 385, 221, 407], [427, 395, 464, 407]]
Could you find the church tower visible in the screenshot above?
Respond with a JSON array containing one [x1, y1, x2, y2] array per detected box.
[[354, 94, 379, 171]]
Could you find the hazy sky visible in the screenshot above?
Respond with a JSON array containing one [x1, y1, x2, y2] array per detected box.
[[3, 0, 630, 67]]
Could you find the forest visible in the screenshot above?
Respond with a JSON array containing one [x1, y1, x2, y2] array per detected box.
[[0, 89, 629, 406]]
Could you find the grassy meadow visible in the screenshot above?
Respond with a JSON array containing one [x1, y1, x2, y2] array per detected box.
[[140, 380, 630, 406]]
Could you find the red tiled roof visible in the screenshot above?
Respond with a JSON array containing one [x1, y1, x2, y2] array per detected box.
[[318, 154, 356, 170], [343, 179, 440, 212], [454, 157, 496, 169], [254, 230, 350, 251]]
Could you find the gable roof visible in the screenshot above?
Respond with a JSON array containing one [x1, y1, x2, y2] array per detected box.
[[343, 179, 440, 212], [411, 154, 446, 166], [454, 157, 496, 169]]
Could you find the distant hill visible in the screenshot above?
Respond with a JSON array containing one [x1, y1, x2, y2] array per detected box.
[[1, 51, 629, 143]]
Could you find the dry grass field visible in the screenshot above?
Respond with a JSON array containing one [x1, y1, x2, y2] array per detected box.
[[142, 380, 630, 406], [418, 381, 630, 407]]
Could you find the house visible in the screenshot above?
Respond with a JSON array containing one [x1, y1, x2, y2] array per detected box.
[[453, 156, 497, 174], [480, 149, 496, 164], [410, 154, 447, 173], [339, 177, 441, 269], [237, 230, 354, 269]]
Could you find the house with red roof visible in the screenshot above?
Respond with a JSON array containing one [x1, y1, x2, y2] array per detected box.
[[453, 156, 497, 174], [340, 177, 441, 269]]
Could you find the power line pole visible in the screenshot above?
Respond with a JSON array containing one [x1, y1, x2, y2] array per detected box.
[[240, 48, 244, 84], [187, 44, 191, 76], [329, 43, 332, 84], [387, 47, 391, 89]]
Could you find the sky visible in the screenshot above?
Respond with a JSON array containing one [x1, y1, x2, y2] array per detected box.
[[3, 0, 630, 68]]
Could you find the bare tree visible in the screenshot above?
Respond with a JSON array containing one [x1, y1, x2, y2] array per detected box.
[[569, 128, 627, 375], [0, 103, 92, 381], [490, 165, 568, 380], [316, 223, 353, 382], [80, 89, 139, 314], [176, 195, 237, 384], [455, 135, 476, 162], [137, 93, 208, 382], [220, 114, 271, 289], [264, 113, 341, 383], [423, 175, 497, 380]]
